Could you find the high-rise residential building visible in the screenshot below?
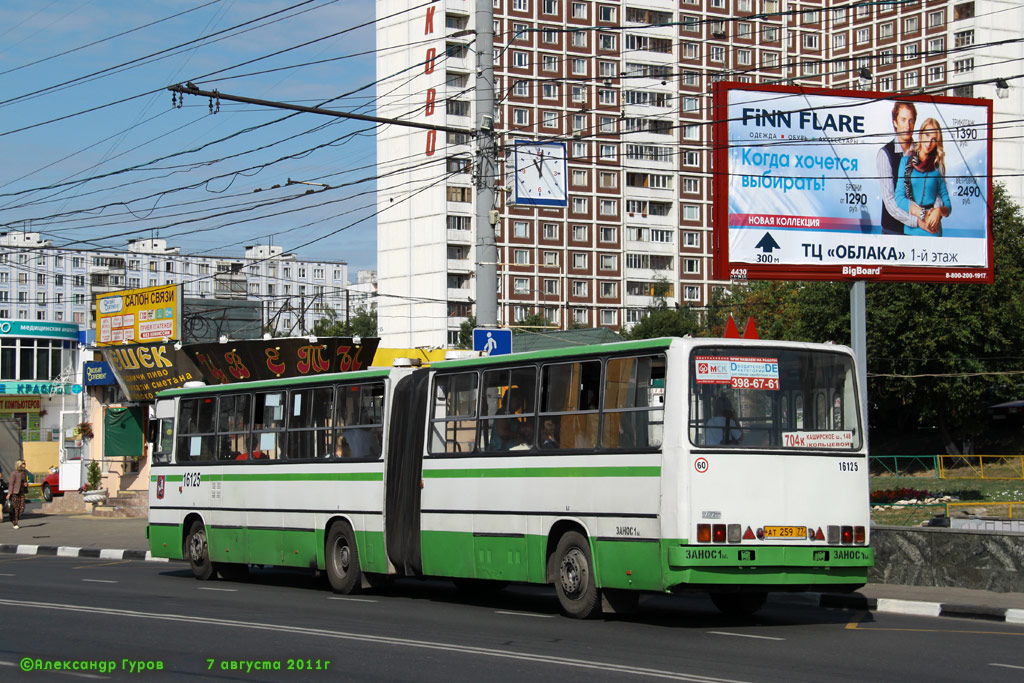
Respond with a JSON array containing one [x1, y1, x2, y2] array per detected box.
[[376, 0, 1023, 348], [0, 232, 353, 338]]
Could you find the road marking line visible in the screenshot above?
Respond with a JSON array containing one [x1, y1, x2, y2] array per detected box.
[[0, 573, 14, 576], [845, 613, 870, 630], [990, 663, 1024, 670], [0, 598, 752, 683], [495, 610, 556, 618], [708, 631, 785, 641], [198, 587, 238, 592], [74, 560, 131, 570], [846, 625, 1024, 637], [82, 579, 118, 584], [328, 596, 377, 603]]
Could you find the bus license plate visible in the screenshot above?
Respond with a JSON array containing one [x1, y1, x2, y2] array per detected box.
[[763, 526, 806, 539]]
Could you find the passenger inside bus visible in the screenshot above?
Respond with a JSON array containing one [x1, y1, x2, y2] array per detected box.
[[540, 419, 559, 449], [336, 400, 378, 459], [705, 396, 743, 446], [488, 388, 528, 451]]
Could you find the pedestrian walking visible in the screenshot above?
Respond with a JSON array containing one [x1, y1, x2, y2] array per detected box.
[[8, 459, 28, 529]]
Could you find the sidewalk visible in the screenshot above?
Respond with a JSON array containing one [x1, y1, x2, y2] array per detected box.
[[2, 508, 1023, 624]]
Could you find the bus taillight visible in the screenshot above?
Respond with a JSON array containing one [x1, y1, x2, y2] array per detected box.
[[712, 524, 726, 543], [840, 526, 854, 544], [727, 524, 741, 543], [854, 526, 866, 544], [697, 524, 711, 542]]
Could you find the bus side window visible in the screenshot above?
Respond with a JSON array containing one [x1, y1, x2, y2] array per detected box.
[[603, 355, 665, 450], [480, 367, 537, 452], [254, 391, 286, 460], [540, 360, 600, 449], [178, 397, 217, 462], [429, 372, 478, 455]]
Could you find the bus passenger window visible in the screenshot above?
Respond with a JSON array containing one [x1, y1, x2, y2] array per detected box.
[[253, 391, 286, 460], [429, 372, 479, 455], [481, 367, 537, 452], [540, 360, 600, 449], [603, 355, 665, 450], [334, 383, 384, 459]]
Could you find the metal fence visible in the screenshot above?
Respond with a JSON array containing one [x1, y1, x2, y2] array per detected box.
[[946, 501, 1024, 519], [869, 455, 938, 476], [938, 455, 1024, 480]]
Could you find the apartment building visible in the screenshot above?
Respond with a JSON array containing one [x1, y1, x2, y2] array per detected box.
[[376, 0, 1023, 348], [0, 232, 350, 338]]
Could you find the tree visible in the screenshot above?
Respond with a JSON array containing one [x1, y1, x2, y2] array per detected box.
[[512, 313, 554, 334], [457, 315, 476, 349], [626, 297, 702, 340], [866, 185, 1024, 454], [312, 306, 378, 338]]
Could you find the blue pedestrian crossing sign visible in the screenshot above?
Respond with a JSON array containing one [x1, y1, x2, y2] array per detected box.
[[473, 328, 512, 356]]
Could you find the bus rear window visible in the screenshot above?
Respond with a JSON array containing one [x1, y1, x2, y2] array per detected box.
[[689, 347, 861, 451]]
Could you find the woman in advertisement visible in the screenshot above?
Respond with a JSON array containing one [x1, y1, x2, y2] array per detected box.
[[897, 118, 951, 237]]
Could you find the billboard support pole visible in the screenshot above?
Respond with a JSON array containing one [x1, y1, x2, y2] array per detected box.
[[850, 281, 868, 453]]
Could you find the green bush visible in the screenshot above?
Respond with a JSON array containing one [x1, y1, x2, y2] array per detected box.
[[86, 461, 102, 491]]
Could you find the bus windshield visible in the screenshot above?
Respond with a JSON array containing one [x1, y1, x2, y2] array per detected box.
[[689, 346, 861, 451]]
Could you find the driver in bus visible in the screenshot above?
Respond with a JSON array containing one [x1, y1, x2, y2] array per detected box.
[[705, 396, 743, 446]]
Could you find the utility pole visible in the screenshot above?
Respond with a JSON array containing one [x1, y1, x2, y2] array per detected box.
[[474, 0, 498, 328]]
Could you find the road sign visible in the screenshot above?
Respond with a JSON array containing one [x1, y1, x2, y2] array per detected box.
[[473, 328, 512, 356]]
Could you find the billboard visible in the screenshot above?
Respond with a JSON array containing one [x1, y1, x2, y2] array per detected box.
[[713, 83, 993, 283], [102, 341, 203, 401], [96, 284, 182, 346]]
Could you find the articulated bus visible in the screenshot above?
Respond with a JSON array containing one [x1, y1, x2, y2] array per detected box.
[[148, 337, 872, 618]]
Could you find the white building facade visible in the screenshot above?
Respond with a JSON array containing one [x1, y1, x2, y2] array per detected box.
[[376, 0, 1023, 348], [0, 232, 350, 338]]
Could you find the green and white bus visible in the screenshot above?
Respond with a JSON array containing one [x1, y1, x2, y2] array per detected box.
[[148, 337, 871, 617]]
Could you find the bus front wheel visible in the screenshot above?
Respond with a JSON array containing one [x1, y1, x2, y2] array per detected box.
[[553, 531, 601, 619], [185, 520, 214, 581], [710, 591, 767, 616], [325, 523, 361, 594]]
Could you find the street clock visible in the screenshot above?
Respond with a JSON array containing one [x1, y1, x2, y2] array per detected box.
[[512, 140, 568, 207]]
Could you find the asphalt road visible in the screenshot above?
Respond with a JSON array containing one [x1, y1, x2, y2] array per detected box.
[[1, 555, 1023, 682]]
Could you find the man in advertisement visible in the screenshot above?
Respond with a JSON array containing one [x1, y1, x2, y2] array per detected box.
[[876, 101, 943, 235]]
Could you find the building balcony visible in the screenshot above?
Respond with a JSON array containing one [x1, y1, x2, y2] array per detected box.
[[447, 229, 472, 244], [447, 258, 472, 273]]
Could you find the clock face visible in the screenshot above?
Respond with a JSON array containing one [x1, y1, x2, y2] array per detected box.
[[513, 141, 567, 207]]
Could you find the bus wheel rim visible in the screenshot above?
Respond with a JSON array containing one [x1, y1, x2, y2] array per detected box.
[[560, 548, 585, 597], [335, 541, 350, 573], [190, 529, 207, 563]]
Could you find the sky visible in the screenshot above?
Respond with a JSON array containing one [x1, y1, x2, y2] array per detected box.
[[0, 0, 382, 276]]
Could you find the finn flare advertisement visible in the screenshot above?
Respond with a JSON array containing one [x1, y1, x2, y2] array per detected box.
[[713, 83, 993, 283]]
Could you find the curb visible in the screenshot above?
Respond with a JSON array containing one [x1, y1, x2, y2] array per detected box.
[[790, 592, 1024, 625], [0, 544, 168, 562]]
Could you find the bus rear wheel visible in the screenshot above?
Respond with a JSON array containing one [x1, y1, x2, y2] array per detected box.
[[185, 520, 214, 581], [553, 531, 601, 619], [325, 523, 361, 594], [710, 591, 767, 616]]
